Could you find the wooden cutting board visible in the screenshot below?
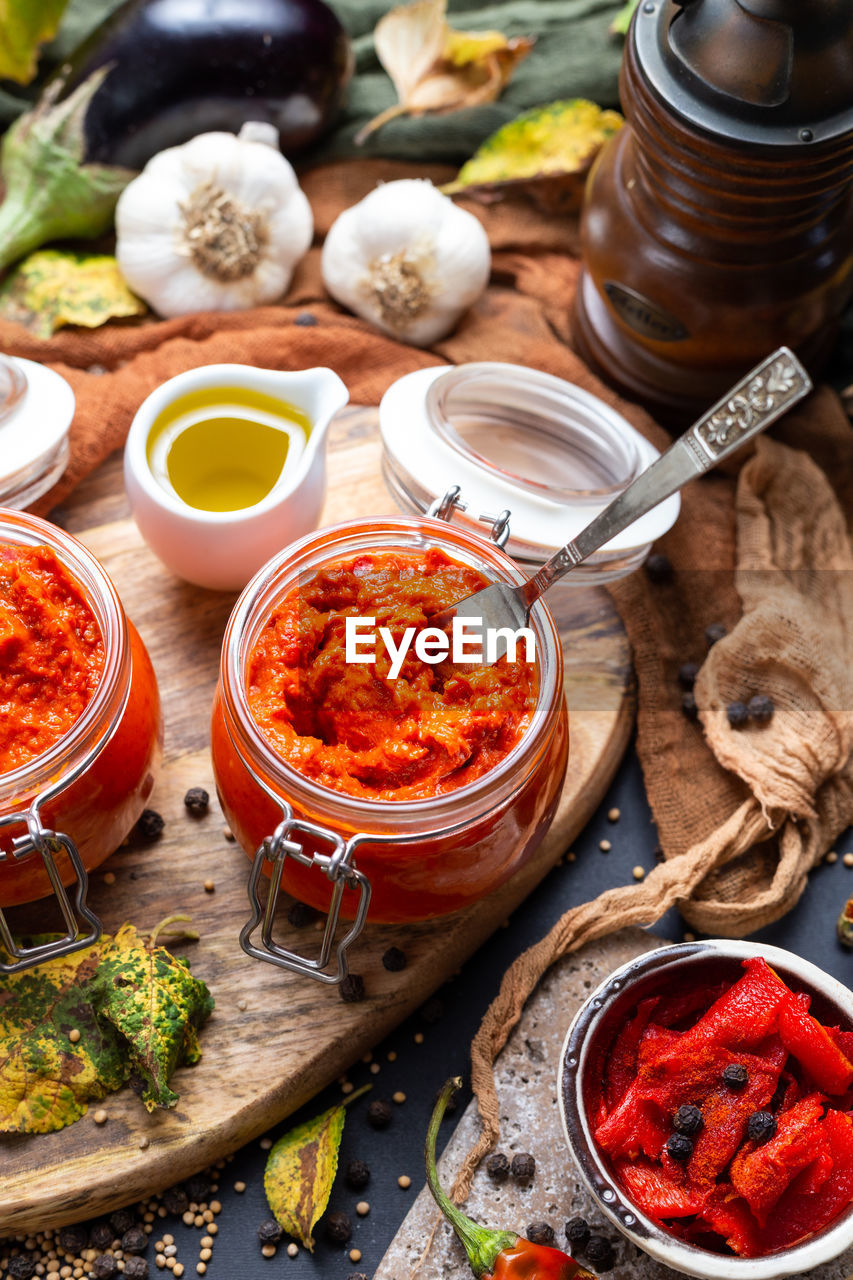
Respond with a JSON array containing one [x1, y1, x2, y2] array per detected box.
[[0, 406, 634, 1233]]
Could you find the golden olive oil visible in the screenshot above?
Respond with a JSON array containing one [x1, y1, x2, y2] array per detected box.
[[146, 386, 312, 512]]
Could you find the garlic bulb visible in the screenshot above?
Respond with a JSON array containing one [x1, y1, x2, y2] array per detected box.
[[321, 179, 491, 346], [116, 122, 313, 317]]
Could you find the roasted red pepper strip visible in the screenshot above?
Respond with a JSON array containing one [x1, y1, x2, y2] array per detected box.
[[729, 1092, 828, 1225], [761, 1110, 853, 1251], [615, 1158, 707, 1219], [674, 958, 789, 1052], [778, 992, 853, 1094], [604, 997, 659, 1109], [691, 1188, 761, 1257]]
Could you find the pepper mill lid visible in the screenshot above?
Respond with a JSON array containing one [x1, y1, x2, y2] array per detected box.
[[634, 0, 853, 145]]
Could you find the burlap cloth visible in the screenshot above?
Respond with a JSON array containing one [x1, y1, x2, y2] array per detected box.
[[2, 159, 851, 1188]]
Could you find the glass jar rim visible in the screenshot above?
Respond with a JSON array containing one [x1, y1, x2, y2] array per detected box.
[[218, 514, 564, 835], [0, 509, 131, 810]]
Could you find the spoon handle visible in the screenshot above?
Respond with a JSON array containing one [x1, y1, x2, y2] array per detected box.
[[524, 346, 812, 605]]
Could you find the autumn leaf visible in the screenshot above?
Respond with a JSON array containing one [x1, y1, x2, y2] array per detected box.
[[0, 249, 146, 338], [356, 0, 534, 144], [610, 0, 640, 36], [95, 923, 214, 1112], [264, 1085, 371, 1250], [0, 922, 213, 1133], [0, 0, 69, 84], [441, 99, 624, 214], [0, 942, 125, 1134]]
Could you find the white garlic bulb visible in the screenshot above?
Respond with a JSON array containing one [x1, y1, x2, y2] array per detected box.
[[321, 179, 491, 346], [116, 122, 313, 318]]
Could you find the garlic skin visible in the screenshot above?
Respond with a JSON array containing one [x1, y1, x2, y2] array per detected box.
[[116, 122, 313, 318], [321, 179, 491, 346]]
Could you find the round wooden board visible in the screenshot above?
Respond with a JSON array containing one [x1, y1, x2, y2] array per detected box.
[[0, 407, 634, 1233]]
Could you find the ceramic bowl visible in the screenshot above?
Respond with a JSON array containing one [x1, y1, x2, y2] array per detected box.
[[124, 364, 349, 591], [558, 939, 853, 1280]]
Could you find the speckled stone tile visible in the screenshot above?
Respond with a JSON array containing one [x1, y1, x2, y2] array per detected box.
[[374, 928, 853, 1280]]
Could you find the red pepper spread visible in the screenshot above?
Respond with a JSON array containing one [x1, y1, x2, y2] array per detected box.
[[246, 548, 536, 801], [592, 957, 853, 1256], [0, 543, 105, 774]]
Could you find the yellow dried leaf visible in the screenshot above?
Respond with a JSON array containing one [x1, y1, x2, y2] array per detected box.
[[264, 1105, 346, 1250], [442, 99, 624, 213], [356, 0, 533, 144], [0, 249, 145, 338], [0, 0, 68, 84]]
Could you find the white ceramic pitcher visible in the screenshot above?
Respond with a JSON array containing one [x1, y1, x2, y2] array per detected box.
[[124, 364, 349, 591]]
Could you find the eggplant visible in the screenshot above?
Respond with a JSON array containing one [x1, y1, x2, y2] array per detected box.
[[57, 0, 353, 169]]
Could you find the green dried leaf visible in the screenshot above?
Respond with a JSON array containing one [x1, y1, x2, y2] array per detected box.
[[610, 0, 640, 36], [0, 249, 145, 337], [0, 69, 136, 273], [0, 0, 69, 84], [264, 1086, 370, 1250], [0, 922, 213, 1133], [441, 99, 624, 214], [95, 923, 215, 1112]]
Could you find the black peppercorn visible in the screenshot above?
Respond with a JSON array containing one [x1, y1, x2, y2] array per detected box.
[[294, 311, 318, 327], [136, 809, 164, 841], [511, 1152, 536, 1181], [257, 1220, 283, 1245], [705, 622, 727, 648], [185, 1174, 211, 1203], [345, 1158, 371, 1190], [565, 1217, 591, 1250], [91, 1257, 119, 1280], [420, 996, 444, 1024], [123, 1257, 149, 1280], [109, 1209, 137, 1236], [722, 1063, 749, 1089], [681, 691, 699, 721], [58, 1225, 89, 1255], [286, 900, 318, 927], [382, 946, 407, 972], [585, 1236, 616, 1271], [485, 1152, 510, 1181], [8, 1256, 36, 1280], [673, 1104, 704, 1136], [121, 1227, 148, 1255], [183, 787, 209, 815], [367, 1098, 393, 1129], [666, 1133, 694, 1162], [325, 1211, 353, 1245], [747, 1111, 777, 1144], [526, 1222, 555, 1246], [677, 661, 700, 690], [339, 973, 366, 1003], [89, 1223, 115, 1251], [726, 701, 749, 728], [644, 553, 673, 584], [748, 694, 774, 724], [161, 1186, 189, 1216]]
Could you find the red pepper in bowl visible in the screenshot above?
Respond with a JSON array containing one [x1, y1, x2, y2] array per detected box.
[[427, 1079, 595, 1280]]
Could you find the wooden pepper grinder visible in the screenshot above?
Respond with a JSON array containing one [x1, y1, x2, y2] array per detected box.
[[573, 0, 853, 425]]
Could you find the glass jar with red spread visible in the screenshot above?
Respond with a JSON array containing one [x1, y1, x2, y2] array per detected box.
[[0, 510, 162, 972], [211, 514, 567, 981]]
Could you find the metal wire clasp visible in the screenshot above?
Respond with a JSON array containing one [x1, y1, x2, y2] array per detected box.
[[0, 808, 101, 974], [429, 485, 511, 548], [240, 804, 372, 984]]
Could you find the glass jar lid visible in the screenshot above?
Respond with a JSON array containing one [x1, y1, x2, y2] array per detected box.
[[379, 363, 680, 583], [0, 356, 75, 509]]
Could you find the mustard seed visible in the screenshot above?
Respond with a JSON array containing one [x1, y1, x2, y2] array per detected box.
[[397, 1175, 411, 1189], [286, 1244, 298, 1258], [599, 839, 611, 852], [196, 1263, 207, 1274], [356, 1202, 370, 1216], [387, 1050, 397, 1061], [844, 853, 853, 868], [413, 1033, 424, 1045], [199, 1251, 211, 1263], [633, 866, 645, 881], [68, 1028, 81, 1044], [93, 1109, 108, 1124], [199, 1240, 212, 1251], [155, 1258, 166, 1270], [259, 1137, 272, 1149], [827, 851, 839, 864], [234, 1182, 246, 1193], [203, 880, 215, 894], [607, 808, 620, 822], [392, 1091, 406, 1104], [173, 1268, 184, 1278], [348, 1250, 362, 1264]]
